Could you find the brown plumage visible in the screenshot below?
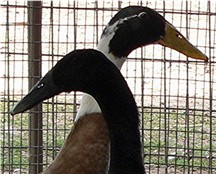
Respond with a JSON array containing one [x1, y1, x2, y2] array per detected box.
[[42, 114, 109, 174]]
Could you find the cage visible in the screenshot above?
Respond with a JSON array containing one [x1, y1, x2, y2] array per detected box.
[[1, 0, 215, 173]]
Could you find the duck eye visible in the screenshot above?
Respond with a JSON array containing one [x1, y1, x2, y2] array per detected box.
[[37, 83, 44, 89], [138, 12, 149, 20], [176, 33, 183, 39]]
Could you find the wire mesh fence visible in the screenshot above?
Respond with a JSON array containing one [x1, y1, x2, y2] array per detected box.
[[1, 0, 215, 173]]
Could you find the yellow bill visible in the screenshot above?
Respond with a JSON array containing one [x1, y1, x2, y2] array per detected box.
[[158, 22, 208, 62]]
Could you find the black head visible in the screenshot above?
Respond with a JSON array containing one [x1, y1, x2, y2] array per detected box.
[[102, 6, 208, 61], [103, 6, 165, 57], [10, 49, 125, 115], [52, 50, 108, 92]]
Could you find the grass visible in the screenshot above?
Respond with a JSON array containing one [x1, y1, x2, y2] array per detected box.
[[142, 108, 216, 171], [1, 100, 29, 171], [1, 101, 216, 172], [0, 99, 74, 172]]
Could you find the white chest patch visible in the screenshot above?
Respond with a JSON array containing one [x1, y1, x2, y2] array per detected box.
[[75, 94, 101, 122]]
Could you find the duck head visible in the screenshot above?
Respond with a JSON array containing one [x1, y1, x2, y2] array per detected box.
[[98, 6, 208, 62], [10, 49, 129, 116]]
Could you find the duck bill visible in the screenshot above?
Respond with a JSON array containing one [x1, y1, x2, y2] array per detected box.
[[10, 71, 61, 116], [158, 22, 208, 62]]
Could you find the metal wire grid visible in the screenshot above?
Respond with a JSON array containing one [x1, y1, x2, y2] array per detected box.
[[0, 0, 215, 173]]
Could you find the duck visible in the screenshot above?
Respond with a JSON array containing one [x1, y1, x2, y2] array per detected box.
[[78, 5, 208, 121], [11, 6, 208, 174], [11, 49, 146, 174]]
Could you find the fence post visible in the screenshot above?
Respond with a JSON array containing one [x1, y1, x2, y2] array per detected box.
[[28, 1, 43, 173]]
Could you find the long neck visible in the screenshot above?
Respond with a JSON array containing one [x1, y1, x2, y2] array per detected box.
[[87, 72, 144, 174], [96, 32, 126, 69], [76, 29, 126, 120]]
